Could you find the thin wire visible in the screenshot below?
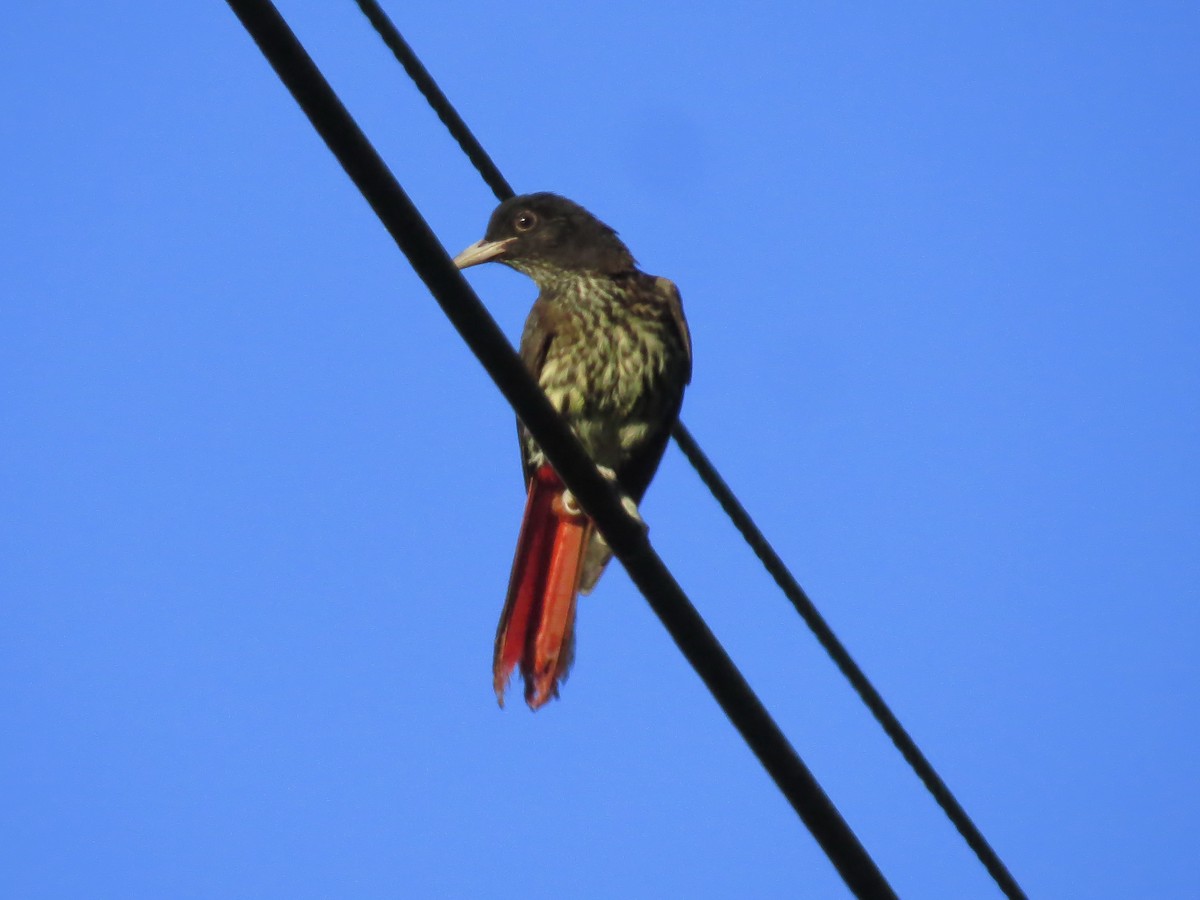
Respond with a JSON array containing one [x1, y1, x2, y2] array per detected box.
[[352, 0, 513, 203], [670, 425, 1028, 900], [223, 2, 897, 897], [350, 3, 1027, 898]]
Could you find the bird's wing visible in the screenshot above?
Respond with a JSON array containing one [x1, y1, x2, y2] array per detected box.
[[654, 276, 692, 384], [517, 296, 557, 484]]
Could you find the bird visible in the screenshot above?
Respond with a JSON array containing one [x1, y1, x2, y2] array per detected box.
[[454, 193, 691, 710]]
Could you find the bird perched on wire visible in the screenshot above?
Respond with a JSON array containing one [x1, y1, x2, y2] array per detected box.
[[454, 193, 691, 710]]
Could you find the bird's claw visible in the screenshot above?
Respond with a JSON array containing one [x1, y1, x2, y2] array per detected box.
[[558, 467, 643, 527], [560, 490, 583, 518], [621, 494, 644, 526], [594, 468, 642, 524]]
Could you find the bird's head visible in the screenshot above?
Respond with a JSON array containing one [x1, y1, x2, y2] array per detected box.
[[453, 193, 635, 284]]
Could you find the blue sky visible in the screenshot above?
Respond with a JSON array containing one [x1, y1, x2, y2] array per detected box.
[[3, 2, 1197, 897]]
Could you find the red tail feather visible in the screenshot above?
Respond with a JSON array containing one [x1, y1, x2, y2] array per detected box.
[[493, 466, 592, 710]]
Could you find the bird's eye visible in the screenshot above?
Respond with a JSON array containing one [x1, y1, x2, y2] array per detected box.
[[514, 211, 538, 232]]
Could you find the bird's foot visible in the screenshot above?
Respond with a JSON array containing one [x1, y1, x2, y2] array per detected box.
[[596, 466, 644, 527], [557, 467, 644, 527], [559, 489, 583, 518]]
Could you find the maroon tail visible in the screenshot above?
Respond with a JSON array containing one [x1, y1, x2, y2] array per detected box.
[[493, 466, 591, 709]]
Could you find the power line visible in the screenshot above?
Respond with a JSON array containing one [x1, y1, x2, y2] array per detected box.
[[349, 3, 1027, 898], [352, 0, 514, 203], [223, 1, 897, 897], [671, 427, 1030, 900]]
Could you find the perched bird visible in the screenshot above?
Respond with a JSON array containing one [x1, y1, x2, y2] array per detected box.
[[454, 193, 691, 709]]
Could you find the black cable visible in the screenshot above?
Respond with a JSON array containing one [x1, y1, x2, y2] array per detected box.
[[349, 3, 1027, 898], [670, 426, 1028, 900], [352, 0, 513, 203], [223, 2, 897, 897]]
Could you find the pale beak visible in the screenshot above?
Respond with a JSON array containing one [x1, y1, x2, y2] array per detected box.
[[453, 237, 517, 269]]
